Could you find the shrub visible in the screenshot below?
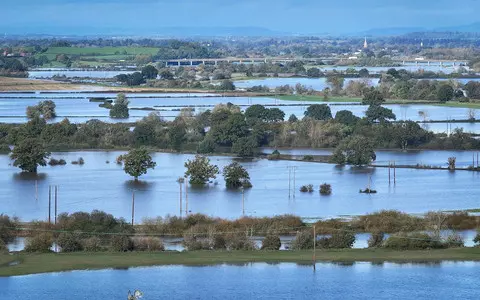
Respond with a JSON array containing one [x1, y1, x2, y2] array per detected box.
[[474, 231, 480, 246], [329, 230, 355, 249], [354, 210, 425, 233], [110, 235, 134, 252], [367, 231, 385, 248], [445, 212, 478, 230], [291, 230, 314, 250], [71, 157, 85, 165], [57, 232, 83, 252], [0, 240, 7, 253], [133, 237, 165, 251], [0, 214, 17, 244], [25, 233, 53, 253], [225, 233, 256, 251], [48, 158, 67, 166], [303, 155, 314, 161], [267, 150, 281, 160], [300, 184, 314, 193], [261, 234, 281, 250], [444, 233, 464, 248], [319, 183, 332, 195], [183, 227, 209, 251], [383, 232, 444, 250], [83, 236, 103, 252], [211, 234, 227, 250]]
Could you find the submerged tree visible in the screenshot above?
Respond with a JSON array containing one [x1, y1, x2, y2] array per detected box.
[[223, 162, 252, 189], [120, 148, 156, 181], [184, 155, 219, 185], [331, 135, 376, 166], [110, 93, 130, 119], [10, 138, 50, 172], [26, 100, 57, 120]]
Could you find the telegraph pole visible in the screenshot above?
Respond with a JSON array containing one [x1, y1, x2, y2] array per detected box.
[[185, 176, 189, 216], [293, 167, 297, 198], [177, 177, 184, 217], [48, 186, 51, 224], [287, 166, 298, 198], [288, 167, 291, 198], [54, 185, 58, 225], [131, 190, 135, 226]]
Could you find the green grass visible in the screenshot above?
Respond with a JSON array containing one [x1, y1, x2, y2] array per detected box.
[[2, 248, 480, 276], [44, 47, 159, 56], [436, 101, 480, 108]]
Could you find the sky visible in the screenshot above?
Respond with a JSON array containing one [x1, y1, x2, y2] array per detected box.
[[2, 0, 480, 35]]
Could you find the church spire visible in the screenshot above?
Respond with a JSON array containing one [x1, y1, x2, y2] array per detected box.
[[363, 37, 368, 49]]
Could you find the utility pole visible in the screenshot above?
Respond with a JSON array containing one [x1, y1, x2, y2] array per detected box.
[[293, 167, 297, 198], [131, 190, 135, 226], [241, 187, 245, 216], [287, 166, 298, 198], [313, 225, 316, 272], [185, 176, 189, 216], [48, 186, 51, 224], [177, 177, 184, 217], [288, 167, 291, 198], [54, 185, 58, 225]]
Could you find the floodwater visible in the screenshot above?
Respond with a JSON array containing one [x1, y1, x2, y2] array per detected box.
[[1, 262, 479, 299], [28, 70, 135, 79], [2, 151, 480, 221]]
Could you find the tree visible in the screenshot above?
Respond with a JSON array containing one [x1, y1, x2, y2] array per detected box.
[[326, 75, 344, 95], [120, 148, 156, 181], [11, 138, 50, 172], [362, 87, 385, 105], [159, 69, 174, 80], [126, 72, 146, 86], [219, 79, 235, 91], [184, 155, 219, 185], [288, 114, 298, 122], [266, 108, 285, 123], [358, 68, 369, 78], [261, 234, 281, 250], [306, 67, 321, 78], [232, 137, 257, 157], [141, 65, 158, 79], [26, 100, 56, 120], [222, 162, 252, 189], [437, 84, 454, 102], [331, 135, 376, 165], [110, 93, 129, 119], [304, 104, 332, 120], [335, 110, 359, 126], [365, 105, 396, 123], [245, 104, 267, 121]]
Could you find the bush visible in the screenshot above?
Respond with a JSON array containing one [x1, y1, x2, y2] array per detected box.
[[211, 234, 227, 250], [0, 240, 7, 253], [48, 158, 67, 166], [300, 184, 314, 193], [133, 237, 165, 251], [354, 210, 425, 233], [383, 232, 444, 250], [25, 233, 53, 253], [329, 231, 355, 249], [0, 214, 17, 244], [57, 232, 83, 252], [474, 231, 480, 246], [303, 155, 314, 161], [71, 157, 85, 165], [183, 227, 209, 251], [261, 234, 281, 250], [267, 150, 281, 160], [225, 233, 256, 251], [319, 183, 332, 195], [291, 230, 314, 250], [83, 236, 103, 252], [110, 235, 134, 252], [444, 233, 464, 248], [367, 231, 385, 248]]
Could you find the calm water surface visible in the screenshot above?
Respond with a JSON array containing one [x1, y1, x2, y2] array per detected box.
[[2, 151, 480, 221], [1, 262, 479, 299]]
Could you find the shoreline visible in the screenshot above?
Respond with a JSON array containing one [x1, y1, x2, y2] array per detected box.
[[2, 248, 480, 277]]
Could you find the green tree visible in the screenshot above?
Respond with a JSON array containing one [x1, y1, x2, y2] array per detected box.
[[288, 114, 298, 122], [110, 93, 130, 119], [362, 87, 385, 105], [358, 68, 369, 77], [219, 79, 235, 91], [184, 155, 219, 185], [11, 138, 50, 172], [120, 148, 156, 181], [266, 108, 285, 123], [437, 84, 454, 102], [168, 118, 187, 150], [232, 137, 257, 157], [304, 104, 332, 120], [306, 67, 321, 78], [331, 135, 376, 165], [222, 162, 252, 189], [326, 75, 344, 95], [365, 105, 396, 123], [26, 100, 56, 120], [159, 69, 174, 80], [245, 104, 267, 121], [335, 110, 359, 126], [141, 65, 158, 79]]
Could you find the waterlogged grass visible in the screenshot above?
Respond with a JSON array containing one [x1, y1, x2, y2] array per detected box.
[[436, 101, 480, 109], [274, 95, 362, 102], [2, 248, 480, 276], [44, 47, 159, 56]]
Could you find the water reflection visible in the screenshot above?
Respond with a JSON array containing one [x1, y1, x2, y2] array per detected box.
[[13, 172, 48, 181]]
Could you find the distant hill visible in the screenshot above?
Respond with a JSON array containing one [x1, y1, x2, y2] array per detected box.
[[359, 22, 480, 37]]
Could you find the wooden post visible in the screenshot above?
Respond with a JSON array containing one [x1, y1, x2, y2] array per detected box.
[[131, 191, 135, 226], [473, 154, 475, 168], [179, 181, 182, 217], [185, 178, 188, 216], [477, 153, 479, 168], [393, 161, 396, 185], [54, 186, 57, 225], [48, 186, 51, 224], [313, 225, 316, 272], [388, 162, 391, 185], [242, 188, 245, 216]]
